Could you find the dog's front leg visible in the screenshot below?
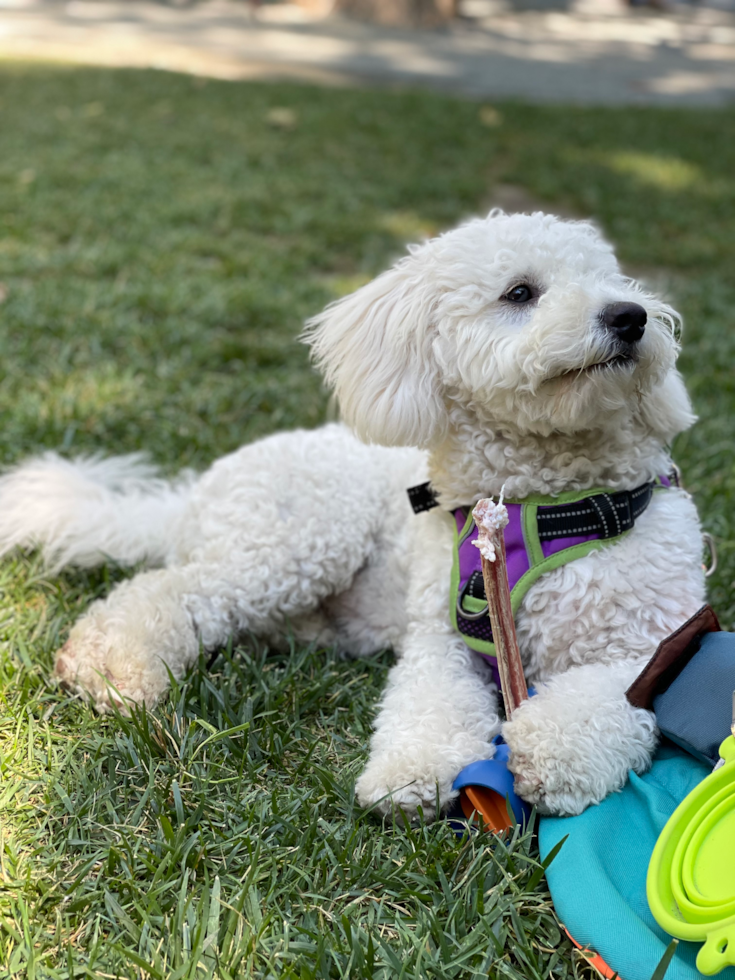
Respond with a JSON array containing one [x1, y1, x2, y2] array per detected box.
[[356, 632, 501, 821], [356, 509, 501, 821], [502, 659, 658, 816]]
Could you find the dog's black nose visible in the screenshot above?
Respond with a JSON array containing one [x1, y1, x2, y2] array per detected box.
[[601, 302, 647, 343]]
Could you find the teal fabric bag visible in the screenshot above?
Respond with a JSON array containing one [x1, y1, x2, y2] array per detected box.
[[538, 743, 735, 980]]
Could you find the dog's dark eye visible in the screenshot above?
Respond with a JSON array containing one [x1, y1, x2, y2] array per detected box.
[[503, 283, 535, 304]]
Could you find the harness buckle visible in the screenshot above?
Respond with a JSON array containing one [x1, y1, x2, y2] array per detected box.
[[456, 577, 490, 621], [588, 492, 620, 539]]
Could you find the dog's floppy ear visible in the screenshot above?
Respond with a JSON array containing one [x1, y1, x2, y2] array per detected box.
[[304, 255, 444, 447]]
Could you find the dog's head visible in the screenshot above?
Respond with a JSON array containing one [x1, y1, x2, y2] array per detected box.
[[305, 211, 693, 448]]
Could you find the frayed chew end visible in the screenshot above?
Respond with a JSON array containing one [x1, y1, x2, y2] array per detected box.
[[472, 495, 509, 562]]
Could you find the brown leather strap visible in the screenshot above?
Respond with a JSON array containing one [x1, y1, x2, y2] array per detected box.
[[626, 604, 721, 710]]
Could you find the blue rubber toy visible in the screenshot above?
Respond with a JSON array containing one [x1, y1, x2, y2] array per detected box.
[[452, 734, 532, 831]]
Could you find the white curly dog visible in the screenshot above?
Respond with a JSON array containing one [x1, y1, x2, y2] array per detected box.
[[0, 211, 706, 818]]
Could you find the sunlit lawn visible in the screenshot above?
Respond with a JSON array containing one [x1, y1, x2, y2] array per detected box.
[[0, 63, 733, 978]]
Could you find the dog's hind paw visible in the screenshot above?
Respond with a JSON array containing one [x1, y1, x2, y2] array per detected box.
[[55, 635, 126, 714], [54, 613, 177, 714]]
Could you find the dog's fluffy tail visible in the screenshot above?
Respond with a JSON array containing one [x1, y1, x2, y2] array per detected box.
[[0, 452, 195, 571]]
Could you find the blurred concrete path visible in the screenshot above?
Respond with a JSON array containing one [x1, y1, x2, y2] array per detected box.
[[0, 0, 734, 104]]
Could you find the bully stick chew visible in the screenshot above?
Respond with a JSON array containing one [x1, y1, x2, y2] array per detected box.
[[472, 496, 528, 717]]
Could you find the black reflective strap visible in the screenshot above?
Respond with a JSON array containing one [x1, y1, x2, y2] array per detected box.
[[464, 570, 487, 601], [409, 480, 657, 540], [631, 482, 655, 518], [407, 482, 439, 514], [536, 482, 654, 542]]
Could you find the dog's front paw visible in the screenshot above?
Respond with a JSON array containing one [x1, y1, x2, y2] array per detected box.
[[356, 754, 459, 823], [54, 608, 177, 713], [502, 675, 657, 816]]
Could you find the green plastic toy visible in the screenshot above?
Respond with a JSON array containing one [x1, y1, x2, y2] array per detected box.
[[647, 734, 735, 975]]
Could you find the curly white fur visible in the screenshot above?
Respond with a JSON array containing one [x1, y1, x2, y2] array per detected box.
[[0, 211, 707, 818]]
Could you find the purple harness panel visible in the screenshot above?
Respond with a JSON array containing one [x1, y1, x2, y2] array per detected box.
[[453, 477, 670, 689], [455, 504, 530, 594]]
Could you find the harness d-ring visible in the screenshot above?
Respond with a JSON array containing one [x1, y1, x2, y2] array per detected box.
[[456, 578, 489, 621], [703, 532, 718, 578]]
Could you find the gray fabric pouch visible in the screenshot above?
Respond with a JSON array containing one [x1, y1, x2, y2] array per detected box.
[[652, 631, 735, 767]]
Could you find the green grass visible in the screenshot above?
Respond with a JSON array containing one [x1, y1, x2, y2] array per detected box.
[[0, 62, 733, 978]]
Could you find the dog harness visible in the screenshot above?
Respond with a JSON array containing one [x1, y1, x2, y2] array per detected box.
[[408, 476, 673, 687]]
